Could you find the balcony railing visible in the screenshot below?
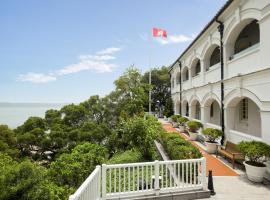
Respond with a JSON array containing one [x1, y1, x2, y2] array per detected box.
[[69, 158, 206, 200], [69, 165, 101, 200]]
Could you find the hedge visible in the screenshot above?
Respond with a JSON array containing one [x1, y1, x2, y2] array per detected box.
[[160, 132, 202, 160]]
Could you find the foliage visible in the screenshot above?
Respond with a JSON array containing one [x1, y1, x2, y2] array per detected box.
[[49, 142, 108, 187], [202, 128, 223, 143], [163, 97, 174, 117], [187, 121, 200, 132], [0, 153, 46, 200], [107, 149, 144, 164], [171, 115, 181, 122], [237, 141, 270, 167], [142, 66, 171, 113], [160, 132, 202, 160], [115, 116, 162, 160], [113, 66, 148, 119], [178, 117, 189, 125], [0, 125, 18, 157]]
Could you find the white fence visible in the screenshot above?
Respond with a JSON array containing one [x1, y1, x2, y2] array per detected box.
[[69, 158, 206, 200], [69, 166, 101, 200]]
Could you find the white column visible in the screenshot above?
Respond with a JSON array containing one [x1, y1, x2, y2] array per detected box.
[[224, 107, 236, 141], [201, 60, 206, 84], [202, 106, 210, 124], [260, 111, 270, 144]]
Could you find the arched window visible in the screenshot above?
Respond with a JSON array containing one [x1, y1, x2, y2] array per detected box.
[[209, 47, 220, 67], [182, 67, 189, 81], [234, 20, 260, 54], [192, 60, 201, 77]]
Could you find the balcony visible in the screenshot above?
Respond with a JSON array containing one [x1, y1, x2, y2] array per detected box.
[[204, 63, 220, 84], [227, 44, 260, 78], [69, 158, 207, 200]]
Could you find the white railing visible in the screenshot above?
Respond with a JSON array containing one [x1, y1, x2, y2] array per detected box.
[[69, 158, 206, 200], [69, 166, 101, 200], [102, 158, 206, 199]]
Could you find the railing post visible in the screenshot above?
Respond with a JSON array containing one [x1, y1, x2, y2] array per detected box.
[[69, 195, 75, 200], [154, 160, 160, 195], [201, 157, 207, 190], [102, 164, 107, 200], [96, 165, 101, 199]]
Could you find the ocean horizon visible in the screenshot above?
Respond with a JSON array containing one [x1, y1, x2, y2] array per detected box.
[[0, 102, 68, 129]]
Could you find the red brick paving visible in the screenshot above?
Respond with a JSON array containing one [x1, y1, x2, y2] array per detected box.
[[162, 123, 239, 176]]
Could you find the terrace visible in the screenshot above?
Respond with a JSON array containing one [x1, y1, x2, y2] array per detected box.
[[69, 120, 270, 200]]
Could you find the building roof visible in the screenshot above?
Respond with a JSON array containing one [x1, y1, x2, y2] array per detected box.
[[169, 0, 234, 72]]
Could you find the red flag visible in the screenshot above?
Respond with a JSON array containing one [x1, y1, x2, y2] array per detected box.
[[152, 28, 167, 38]]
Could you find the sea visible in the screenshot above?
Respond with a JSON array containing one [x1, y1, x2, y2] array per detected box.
[[0, 103, 67, 129]]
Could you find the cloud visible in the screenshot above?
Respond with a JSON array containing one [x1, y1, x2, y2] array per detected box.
[[96, 47, 122, 55], [17, 47, 122, 83], [155, 34, 194, 45], [17, 73, 56, 83]]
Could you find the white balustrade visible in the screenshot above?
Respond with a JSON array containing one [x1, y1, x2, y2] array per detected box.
[[69, 165, 101, 200], [69, 158, 206, 200]]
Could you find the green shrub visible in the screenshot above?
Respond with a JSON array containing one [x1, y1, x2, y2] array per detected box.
[[178, 117, 189, 125], [237, 141, 270, 167], [202, 128, 223, 143], [187, 121, 199, 132], [107, 149, 143, 164], [161, 132, 202, 160], [171, 115, 181, 122]]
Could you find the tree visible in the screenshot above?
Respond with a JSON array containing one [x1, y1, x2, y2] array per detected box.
[[49, 142, 108, 187], [115, 116, 162, 160], [113, 66, 148, 119], [142, 66, 171, 115], [0, 153, 46, 200], [60, 104, 87, 128], [0, 125, 18, 157]]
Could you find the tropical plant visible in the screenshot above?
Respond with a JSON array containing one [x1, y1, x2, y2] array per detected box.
[[237, 141, 270, 167], [202, 128, 223, 143]]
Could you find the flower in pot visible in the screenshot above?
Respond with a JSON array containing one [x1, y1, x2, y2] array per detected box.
[[187, 121, 200, 141], [237, 141, 270, 182], [202, 128, 223, 154], [171, 115, 181, 128], [178, 117, 189, 132]]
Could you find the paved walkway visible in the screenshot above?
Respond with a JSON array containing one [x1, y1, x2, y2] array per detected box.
[[161, 122, 238, 176]]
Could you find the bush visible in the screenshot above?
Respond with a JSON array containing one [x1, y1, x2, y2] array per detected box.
[[107, 149, 143, 164], [202, 128, 223, 143], [187, 121, 199, 132], [178, 117, 189, 125], [161, 132, 202, 160], [237, 141, 270, 167], [171, 115, 181, 122]]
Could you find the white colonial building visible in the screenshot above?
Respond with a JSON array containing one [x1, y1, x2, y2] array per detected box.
[[170, 0, 270, 145]]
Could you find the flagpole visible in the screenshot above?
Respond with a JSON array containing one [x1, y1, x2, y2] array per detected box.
[[149, 67, 151, 115]]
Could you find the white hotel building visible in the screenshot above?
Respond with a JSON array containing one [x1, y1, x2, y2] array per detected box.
[[170, 0, 270, 145]]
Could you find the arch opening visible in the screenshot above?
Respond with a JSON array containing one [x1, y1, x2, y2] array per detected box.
[[191, 59, 201, 77], [182, 67, 189, 82], [226, 97, 261, 138]]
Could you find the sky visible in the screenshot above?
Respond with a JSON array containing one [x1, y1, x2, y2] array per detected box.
[[0, 0, 227, 103]]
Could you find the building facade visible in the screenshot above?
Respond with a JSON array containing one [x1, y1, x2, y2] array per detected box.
[[170, 0, 270, 145]]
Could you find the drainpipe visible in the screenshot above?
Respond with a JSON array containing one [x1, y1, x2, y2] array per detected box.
[[177, 60, 182, 115], [216, 20, 225, 145]]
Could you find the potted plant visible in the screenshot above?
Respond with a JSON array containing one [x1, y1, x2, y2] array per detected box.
[[171, 115, 180, 128], [187, 121, 200, 140], [238, 141, 270, 183], [202, 128, 223, 154], [178, 117, 189, 132]]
